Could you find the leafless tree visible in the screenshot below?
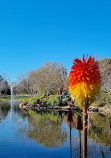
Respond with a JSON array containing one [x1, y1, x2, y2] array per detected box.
[[15, 72, 30, 94], [98, 58, 111, 93], [28, 62, 67, 95]]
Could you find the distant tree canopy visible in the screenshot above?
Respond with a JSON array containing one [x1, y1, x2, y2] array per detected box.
[[15, 62, 67, 95], [29, 62, 67, 95], [14, 78, 30, 94], [14, 58, 111, 95], [98, 58, 111, 93], [0, 75, 10, 95], [63, 77, 70, 92]]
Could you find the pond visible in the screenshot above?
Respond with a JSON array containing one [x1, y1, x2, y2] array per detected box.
[[0, 102, 111, 158]]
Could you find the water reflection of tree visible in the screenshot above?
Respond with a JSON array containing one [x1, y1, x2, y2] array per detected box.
[[88, 113, 111, 146], [28, 112, 67, 147], [0, 102, 10, 120], [13, 103, 29, 119]]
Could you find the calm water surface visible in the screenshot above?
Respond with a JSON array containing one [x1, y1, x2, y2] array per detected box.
[[0, 102, 111, 158]]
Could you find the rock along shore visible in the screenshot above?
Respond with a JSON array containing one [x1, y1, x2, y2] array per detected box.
[[19, 102, 111, 114]]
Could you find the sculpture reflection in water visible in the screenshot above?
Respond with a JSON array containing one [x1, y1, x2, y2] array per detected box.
[[68, 109, 83, 158], [68, 108, 73, 158], [83, 108, 88, 158], [76, 114, 83, 158]]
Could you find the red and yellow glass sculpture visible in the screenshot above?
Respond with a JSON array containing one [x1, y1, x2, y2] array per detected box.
[[69, 55, 101, 109]]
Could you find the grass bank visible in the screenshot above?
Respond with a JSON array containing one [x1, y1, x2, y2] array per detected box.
[[0, 94, 30, 102]]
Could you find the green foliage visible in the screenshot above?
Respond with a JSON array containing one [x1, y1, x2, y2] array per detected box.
[[5, 88, 11, 95], [37, 86, 45, 97], [27, 94, 63, 107], [64, 95, 71, 102], [0, 88, 11, 95], [29, 110, 36, 117], [41, 97, 47, 105], [27, 96, 41, 105], [64, 98, 69, 102], [28, 97, 38, 105], [47, 95, 61, 107]]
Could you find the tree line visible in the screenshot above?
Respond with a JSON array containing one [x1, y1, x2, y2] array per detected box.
[[1, 58, 111, 96], [13, 62, 67, 96]]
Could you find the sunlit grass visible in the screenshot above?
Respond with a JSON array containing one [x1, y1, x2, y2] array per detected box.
[[0, 94, 30, 101]]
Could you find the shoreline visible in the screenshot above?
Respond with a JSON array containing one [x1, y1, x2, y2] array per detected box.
[[19, 102, 111, 114]]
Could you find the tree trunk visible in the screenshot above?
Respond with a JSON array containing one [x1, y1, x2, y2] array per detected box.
[[83, 107, 87, 158]]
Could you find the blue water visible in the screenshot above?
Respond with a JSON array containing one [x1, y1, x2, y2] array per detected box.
[[0, 102, 111, 158]]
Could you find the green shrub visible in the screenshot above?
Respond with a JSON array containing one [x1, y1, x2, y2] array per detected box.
[[41, 98, 47, 105], [64, 97, 69, 102], [65, 96, 71, 102], [47, 95, 60, 107], [28, 97, 38, 105], [36, 98, 41, 104], [29, 110, 36, 117]]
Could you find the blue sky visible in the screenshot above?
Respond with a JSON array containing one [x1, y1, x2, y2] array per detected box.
[[0, 0, 111, 82]]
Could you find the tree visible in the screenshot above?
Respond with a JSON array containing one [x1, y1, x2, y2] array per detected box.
[[15, 73, 30, 94], [0, 75, 10, 95], [63, 77, 70, 92], [28, 62, 67, 95], [98, 58, 111, 93], [28, 70, 41, 95]]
